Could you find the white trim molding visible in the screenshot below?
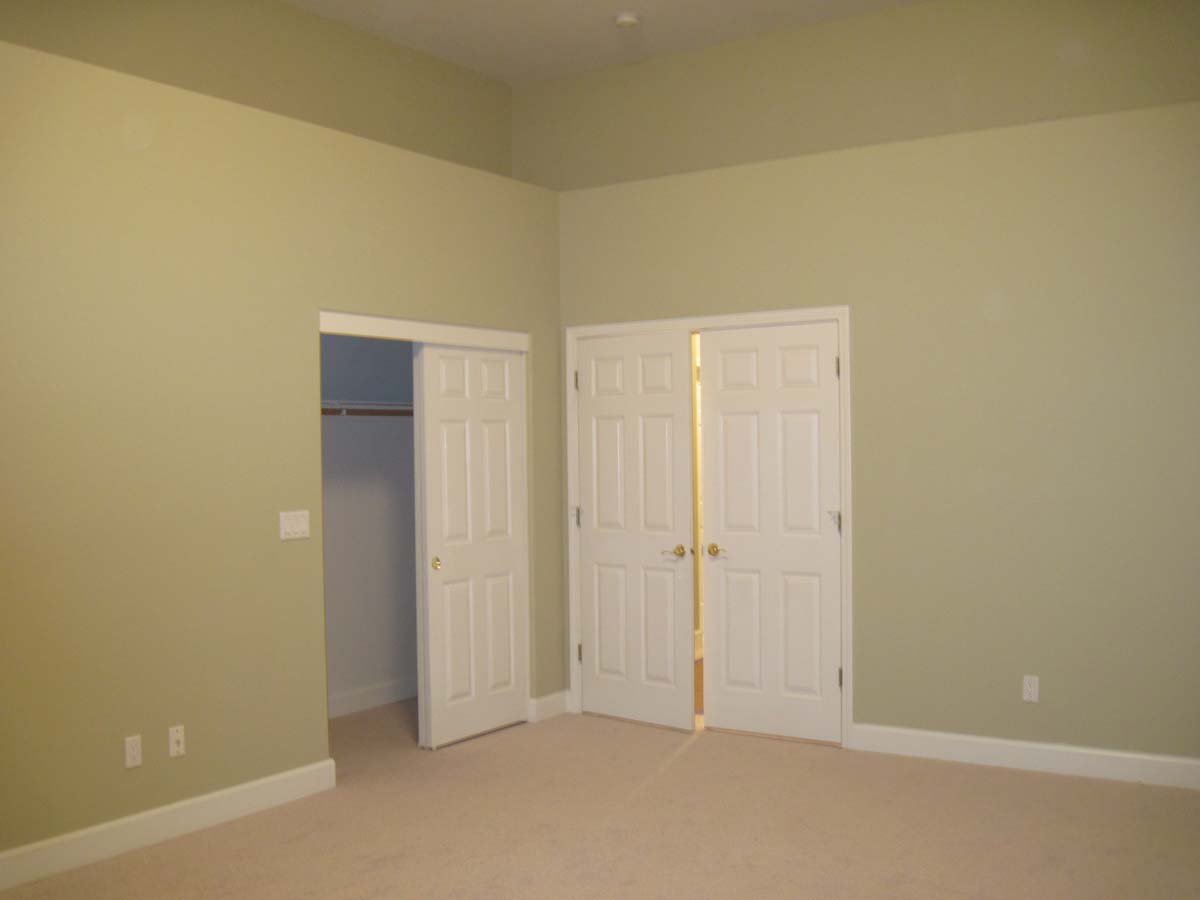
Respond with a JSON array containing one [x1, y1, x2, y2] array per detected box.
[[564, 306, 853, 738], [846, 724, 1200, 790], [0, 759, 336, 891], [527, 691, 569, 723], [319, 310, 529, 352]]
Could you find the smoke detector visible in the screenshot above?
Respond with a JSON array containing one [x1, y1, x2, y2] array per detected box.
[[615, 12, 641, 28]]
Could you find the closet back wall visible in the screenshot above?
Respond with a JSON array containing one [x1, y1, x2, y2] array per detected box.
[[321, 337, 416, 718]]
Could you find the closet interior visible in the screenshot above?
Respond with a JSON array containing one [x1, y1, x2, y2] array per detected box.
[[320, 335, 417, 729]]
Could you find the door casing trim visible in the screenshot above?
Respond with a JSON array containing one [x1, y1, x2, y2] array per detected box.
[[320, 310, 529, 352], [564, 306, 853, 742]]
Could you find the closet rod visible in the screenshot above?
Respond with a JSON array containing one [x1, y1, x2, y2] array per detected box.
[[321, 407, 413, 417]]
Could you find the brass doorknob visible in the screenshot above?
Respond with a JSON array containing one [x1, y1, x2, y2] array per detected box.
[[431, 556, 442, 571], [672, 544, 686, 558], [707, 543, 725, 557]]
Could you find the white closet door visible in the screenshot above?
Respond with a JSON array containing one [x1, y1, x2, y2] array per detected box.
[[417, 345, 528, 748], [701, 323, 842, 742], [578, 332, 694, 731]]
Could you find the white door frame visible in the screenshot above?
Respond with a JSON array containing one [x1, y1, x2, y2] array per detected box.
[[318, 311, 533, 747], [565, 306, 853, 740]]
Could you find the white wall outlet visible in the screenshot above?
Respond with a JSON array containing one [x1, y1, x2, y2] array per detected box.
[[124, 734, 142, 769], [168, 724, 185, 758], [279, 510, 310, 541], [1022, 674, 1040, 703]]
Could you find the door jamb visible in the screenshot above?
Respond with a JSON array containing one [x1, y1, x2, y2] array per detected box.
[[318, 311, 532, 749], [564, 306, 853, 743]]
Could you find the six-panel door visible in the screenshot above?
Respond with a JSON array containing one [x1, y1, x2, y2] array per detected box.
[[700, 322, 843, 742], [578, 332, 695, 731], [420, 346, 529, 748]]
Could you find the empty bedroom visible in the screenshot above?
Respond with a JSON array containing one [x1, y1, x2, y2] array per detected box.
[[1, 1, 1198, 897]]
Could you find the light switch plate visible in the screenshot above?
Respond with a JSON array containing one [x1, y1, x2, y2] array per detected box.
[[279, 510, 310, 541], [1022, 674, 1040, 703], [124, 735, 142, 769], [168, 724, 185, 758]]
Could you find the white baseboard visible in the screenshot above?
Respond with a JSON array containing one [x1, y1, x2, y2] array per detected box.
[[846, 723, 1200, 790], [527, 691, 569, 722], [0, 759, 336, 892], [328, 678, 415, 719]]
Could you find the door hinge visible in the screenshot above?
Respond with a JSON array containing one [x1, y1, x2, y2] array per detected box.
[[574, 506, 581, 527], [838, 667, 843, 688], [835, 356, 841, 378], [574, 370, 580, 391], [577, 642, 583, 663], [829, 510, 842, 535]]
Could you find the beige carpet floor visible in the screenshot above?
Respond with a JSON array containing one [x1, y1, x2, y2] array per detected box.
[[6, 701, 1199, 899]]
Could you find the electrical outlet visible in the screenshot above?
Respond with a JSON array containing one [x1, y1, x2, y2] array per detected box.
[[168, 724, 185, 758], [279, 510, 310, 541], [1022, 675, 1040, 703], [124, 734, 142, 768]]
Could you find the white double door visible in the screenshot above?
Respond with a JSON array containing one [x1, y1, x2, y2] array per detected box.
[[416, 344, 529, 749], [577, 321, 843, 742]]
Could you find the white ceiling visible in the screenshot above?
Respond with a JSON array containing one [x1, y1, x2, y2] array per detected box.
[[283, 0, 927, 86]]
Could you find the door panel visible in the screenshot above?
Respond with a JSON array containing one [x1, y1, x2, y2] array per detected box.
[[419, 345, 528, 748], [443, 578, 474, 704], [593, 416, 625, 527], [596, 564, 627, 677], [722, 569, 762, 690], [486, 574, 514, 692], [781, 413, 820, 532], [640, 416, 674, 532], [720, 412, 760, 532], [482, 420, 511, 540], [641, 567, 676, 685], [440, 420, 471, 543], [578, 332, 694, 730], [782, 574, 821, 696], [702, 322, 842, 742]]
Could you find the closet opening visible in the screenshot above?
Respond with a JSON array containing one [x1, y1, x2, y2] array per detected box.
[[319, 335, 418, 748]]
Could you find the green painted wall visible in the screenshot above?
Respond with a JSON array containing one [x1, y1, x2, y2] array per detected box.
[[514, 0, 1200, 189], [560, 102, 1200, 758], [0, 41, 560, 851], [0, 0, 512, 177]]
